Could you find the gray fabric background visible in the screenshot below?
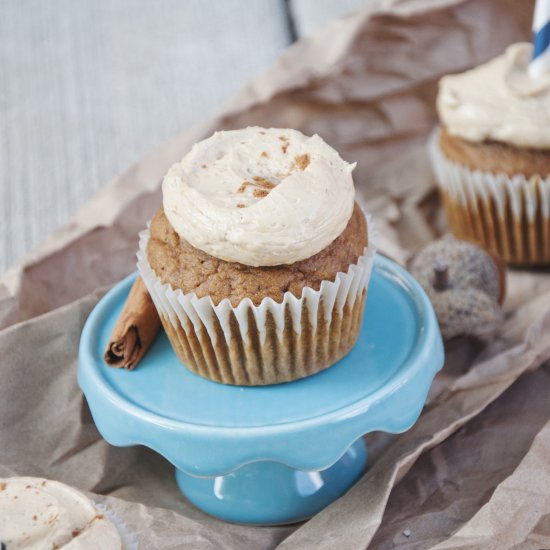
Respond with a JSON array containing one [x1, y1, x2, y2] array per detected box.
[[0, 0, 371, 274]]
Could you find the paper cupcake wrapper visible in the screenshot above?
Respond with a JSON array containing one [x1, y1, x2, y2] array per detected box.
[[137, 222, 376, 385], [92, 500, 138, 550], [429, 129, 550, 265]]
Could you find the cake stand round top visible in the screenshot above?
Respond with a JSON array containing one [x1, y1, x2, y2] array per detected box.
[[79, 255, 444, 477]]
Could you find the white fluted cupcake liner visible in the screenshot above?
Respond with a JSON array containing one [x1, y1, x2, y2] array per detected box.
[[429, 128, 550, 265], [92, 500, 138, 550], [137, 220, 376, 385]]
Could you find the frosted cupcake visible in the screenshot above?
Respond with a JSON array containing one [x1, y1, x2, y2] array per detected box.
[[0, 477, 124, 549], [138, 127, 376, 385], [430, 43, 550, 265]]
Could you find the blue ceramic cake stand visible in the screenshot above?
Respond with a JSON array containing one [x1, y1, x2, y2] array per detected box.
[[78, 256, 444, 525]]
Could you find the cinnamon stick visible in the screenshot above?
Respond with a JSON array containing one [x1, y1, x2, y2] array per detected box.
[[104, 276, 161, 370]]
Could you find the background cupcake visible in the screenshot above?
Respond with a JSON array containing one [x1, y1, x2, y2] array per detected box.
[[0, 477, 128, 549], [138, 127, 376, 386], [430, 43, 550, 265]]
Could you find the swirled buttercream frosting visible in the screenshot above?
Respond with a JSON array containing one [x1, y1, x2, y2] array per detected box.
[[162, 127, 356, 266], [437, 43, 550, 149], [0, 477, 122, 549]]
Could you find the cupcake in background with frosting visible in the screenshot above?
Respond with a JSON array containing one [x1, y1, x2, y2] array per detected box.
[[430, 43, 550, 265], [0, 477, 125, 549], [138, 127, 376, 386]]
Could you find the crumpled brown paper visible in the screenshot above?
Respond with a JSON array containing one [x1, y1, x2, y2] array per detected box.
[[1, 0, 550, 548]]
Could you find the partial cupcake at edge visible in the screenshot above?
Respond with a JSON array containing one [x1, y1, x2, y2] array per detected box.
[[137, 127, 376, 386], [430, 42, 550, 265]]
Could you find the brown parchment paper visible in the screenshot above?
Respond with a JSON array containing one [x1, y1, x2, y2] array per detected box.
[[1, 0, 550, 548]]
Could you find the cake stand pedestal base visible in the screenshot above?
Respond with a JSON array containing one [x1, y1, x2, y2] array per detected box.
[[175, 439, 367, 525]]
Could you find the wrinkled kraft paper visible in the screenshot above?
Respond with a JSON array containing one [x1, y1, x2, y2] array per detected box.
[[1, 0, 550, 548]]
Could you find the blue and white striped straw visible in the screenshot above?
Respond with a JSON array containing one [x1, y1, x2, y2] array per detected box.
[[529, 0, 550, 78]]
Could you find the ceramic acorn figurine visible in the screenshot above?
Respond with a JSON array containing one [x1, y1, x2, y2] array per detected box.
[[409, 236, 506, 341]]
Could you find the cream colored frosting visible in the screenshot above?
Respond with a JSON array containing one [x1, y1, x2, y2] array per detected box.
[[437, 43, 550, 148], [0, 477, 122, 549], [162, 127, 356, 266]]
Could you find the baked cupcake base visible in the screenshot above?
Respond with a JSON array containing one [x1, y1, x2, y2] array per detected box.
[[430, 128, 550, 265], [138, 227, 376, 386], [159, 290, 367, 386], [438, 125, 550, 176]]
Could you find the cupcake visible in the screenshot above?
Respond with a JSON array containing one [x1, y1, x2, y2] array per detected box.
[[138, 127, 376, 385], [430, 43, 550, 265], [0, 477, 124, 549]]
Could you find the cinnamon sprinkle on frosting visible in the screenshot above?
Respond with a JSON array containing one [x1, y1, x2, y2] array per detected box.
[[252, 176, 276, 189], [292, 154, 310, 171], [236, 177, 276, 196]]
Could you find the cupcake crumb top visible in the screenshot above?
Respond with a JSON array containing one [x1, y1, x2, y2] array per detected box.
[[147, 202, 368, 306]]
